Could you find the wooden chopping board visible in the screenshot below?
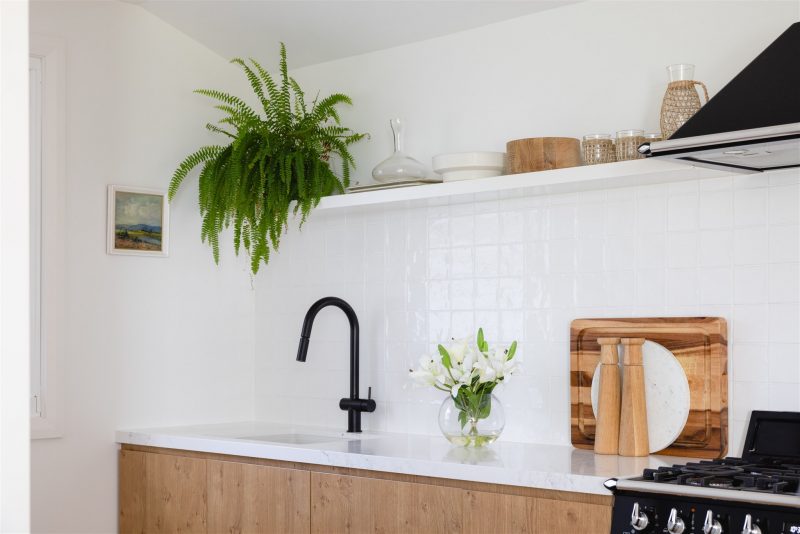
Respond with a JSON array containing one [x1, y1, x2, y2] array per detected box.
[[570, 317, 728, 458]]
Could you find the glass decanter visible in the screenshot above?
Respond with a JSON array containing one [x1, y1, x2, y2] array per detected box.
[[371, 118, 438, 183]]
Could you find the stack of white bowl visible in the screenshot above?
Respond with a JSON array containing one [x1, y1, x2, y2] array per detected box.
[[431, 151, 505, 182]]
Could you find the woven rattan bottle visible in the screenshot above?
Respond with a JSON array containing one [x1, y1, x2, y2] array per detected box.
[[660, 64, 709, 140]]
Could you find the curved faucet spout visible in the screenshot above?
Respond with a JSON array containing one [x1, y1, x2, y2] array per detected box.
[[295, 296, 375, 432]]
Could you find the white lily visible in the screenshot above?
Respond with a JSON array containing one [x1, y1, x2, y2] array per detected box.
[[409, 329, 519, 399], [474, 352, 498, 383], [494, 347, 518, 376], [409, 356, 447, 387], [446, 339, 470, 365]]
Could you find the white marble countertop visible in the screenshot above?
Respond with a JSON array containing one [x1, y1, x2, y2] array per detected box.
[[116, 421, 699, 496]]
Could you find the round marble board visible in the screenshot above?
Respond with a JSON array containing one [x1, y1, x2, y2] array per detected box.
[[590, 340, 690, 454]]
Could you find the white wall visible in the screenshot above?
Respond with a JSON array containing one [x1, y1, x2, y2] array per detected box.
[[29, 2, 255, 532], [253, 1, 800, 452], [0, 0, 31, 530]]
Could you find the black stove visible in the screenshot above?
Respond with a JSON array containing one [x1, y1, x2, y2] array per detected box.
[[608, 411, 800, 534]]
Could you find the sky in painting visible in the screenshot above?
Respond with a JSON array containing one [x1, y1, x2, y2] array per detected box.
[[115, 191, 163, 226]]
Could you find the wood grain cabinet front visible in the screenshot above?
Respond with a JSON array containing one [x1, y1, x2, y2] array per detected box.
[[120, 450, 310, 534], [310, 472, 465, 533], [119, 446, 611, 534], [207, 460, 310, 534], [120, 449, 208, 534]]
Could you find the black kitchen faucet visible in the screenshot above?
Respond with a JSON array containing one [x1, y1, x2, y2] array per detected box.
[[296, 297, 376, 432]]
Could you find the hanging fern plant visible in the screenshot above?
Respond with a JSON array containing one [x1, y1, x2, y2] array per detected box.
[[168, 43, 367, 274]]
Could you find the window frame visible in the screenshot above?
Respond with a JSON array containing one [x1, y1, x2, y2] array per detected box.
[[30, 34, 66, 440]]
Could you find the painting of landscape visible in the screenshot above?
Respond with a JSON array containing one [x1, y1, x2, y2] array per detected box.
[[113, 190, 164, 252]]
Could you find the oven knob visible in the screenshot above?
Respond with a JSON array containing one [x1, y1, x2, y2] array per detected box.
[[667, 508, 686, 534], [741, 514, 762, 534], [630, 502, 650, 531], [703, 510, 723, 534]]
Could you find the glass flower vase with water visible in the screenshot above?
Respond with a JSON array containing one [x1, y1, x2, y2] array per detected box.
[[410, 328, 518, 447]]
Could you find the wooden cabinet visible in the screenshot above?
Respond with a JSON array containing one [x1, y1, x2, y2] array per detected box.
[[207, 460, 310, 534], [120, 449, 309, 534], [310, 472, 464, 533], [462, 489, 532, 534], [119, 446, 612, 534], [119, 449, 207, 533], [534, 497, 611, 533], [310, 472, 610, 534]]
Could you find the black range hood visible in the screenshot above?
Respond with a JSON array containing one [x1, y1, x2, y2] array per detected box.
[[641, 22, 800, 173]]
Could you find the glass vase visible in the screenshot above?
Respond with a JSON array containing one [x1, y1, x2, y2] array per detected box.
[[438, 393, 505, 447], [371, 118, 437, 183]]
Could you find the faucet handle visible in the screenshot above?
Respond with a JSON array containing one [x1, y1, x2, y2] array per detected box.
[[339, 390, 376, 414]]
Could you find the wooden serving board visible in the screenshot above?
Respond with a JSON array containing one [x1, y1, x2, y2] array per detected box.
[[570, 317, 728, 459]]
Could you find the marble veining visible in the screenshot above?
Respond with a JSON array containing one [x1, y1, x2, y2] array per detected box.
[[117, 421, 700, 495]]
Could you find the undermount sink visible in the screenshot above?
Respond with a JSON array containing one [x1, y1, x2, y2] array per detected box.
[[237, 433, 359, 445]]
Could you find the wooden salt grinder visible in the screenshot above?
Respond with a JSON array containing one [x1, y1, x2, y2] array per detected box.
[[594, 337, 621, 455], [618, 338, 649, 457]]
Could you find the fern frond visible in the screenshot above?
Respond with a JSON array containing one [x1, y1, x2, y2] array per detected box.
[[195, 88, 258, 120], [289, 77, 307, 117], [230, 58, 268, 111], [169, 43, 367, 275], [169, 145, 223, 201]]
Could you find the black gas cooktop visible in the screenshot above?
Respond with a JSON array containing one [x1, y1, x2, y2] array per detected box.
[[640, 458, 800, 495], [609, 411, 800, 533]]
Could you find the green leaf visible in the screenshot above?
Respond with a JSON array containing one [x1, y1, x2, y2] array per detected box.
[[458, 410, 468, 429], [438, 344, 452, 369], [476, 393, 492, 420], [453, 389, 469, 412], [477, 327, 488, 353], [506, 340, 517, 361]]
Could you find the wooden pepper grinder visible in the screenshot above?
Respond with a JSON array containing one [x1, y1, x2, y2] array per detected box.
[[618, 338, 649, 457], [594, 337, 621, 455]]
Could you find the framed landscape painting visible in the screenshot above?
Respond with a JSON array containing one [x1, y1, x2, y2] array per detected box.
[[107, 185, 169, 257]]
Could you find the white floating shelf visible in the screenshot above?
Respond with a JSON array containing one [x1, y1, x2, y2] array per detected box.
[[317, 159, 730, 211]]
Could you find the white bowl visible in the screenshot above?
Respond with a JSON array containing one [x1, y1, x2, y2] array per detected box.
[[432, 151, 505, 182]]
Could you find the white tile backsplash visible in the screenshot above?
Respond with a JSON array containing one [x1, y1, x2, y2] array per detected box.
[[734, 188, 768, 227], [734, 265, 769, 304], [698, 267, 733, 305], [255, 168, 800, 451], [698, 229, 733, 267], [769, 262, 800, 303], [699, 190, 733, 229], [667, 232, 698, 268], [768, 185, 800, 226], [668, 193, 699, 231], [770, 225, 800, 263], [734, 226, 769, 265]]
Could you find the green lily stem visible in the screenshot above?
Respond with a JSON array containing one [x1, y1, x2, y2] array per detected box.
[[468, 417, 479, 437]]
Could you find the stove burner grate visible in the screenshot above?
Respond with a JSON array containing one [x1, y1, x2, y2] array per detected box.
[[637, 457, 800, 496]]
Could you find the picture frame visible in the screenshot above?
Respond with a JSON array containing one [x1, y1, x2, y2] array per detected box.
[[107, 185, 169, 257]]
